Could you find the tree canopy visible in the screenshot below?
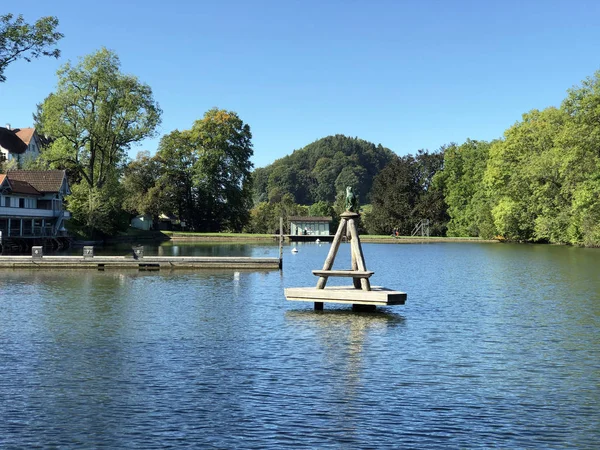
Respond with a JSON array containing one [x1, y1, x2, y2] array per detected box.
[[0, 13, 63, 83]]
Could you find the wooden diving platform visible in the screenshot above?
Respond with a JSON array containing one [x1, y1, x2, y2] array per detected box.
[[285, 210, 407, 311]]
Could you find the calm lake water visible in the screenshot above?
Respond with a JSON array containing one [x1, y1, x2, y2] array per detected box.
[[1, 241, 599, 448]]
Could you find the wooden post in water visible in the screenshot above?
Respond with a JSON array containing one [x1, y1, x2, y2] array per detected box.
[[279, 216, 283, 270], [316, 218, 347, 290]]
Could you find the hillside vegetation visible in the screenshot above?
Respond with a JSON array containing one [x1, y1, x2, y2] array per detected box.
[[253, 135, 396, 205]]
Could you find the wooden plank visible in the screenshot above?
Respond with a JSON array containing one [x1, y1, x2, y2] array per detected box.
[[312, 270, 374, 278], [285, 286, 406, 305], [0, 256, 281, 270], [316, 218, 347, 289]]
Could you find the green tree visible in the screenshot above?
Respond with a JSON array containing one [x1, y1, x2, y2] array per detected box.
[[190, 108, 254, 231], [484, 108, 567, 241], [308, 200, 334, 217], [36, 48, 161, 236], [364, 155, 420, 235], [149, 109, 254, 232], [0, 13, 63, 83], [559, 71, 600, 246], [121, 151, 168, 222], [364, 149, 447, 235], [246, 194, 308, 234], [433, 140, 494, 237], [37, 48, 161, 188]]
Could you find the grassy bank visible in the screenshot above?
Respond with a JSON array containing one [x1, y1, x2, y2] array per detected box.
[[162, 231, 276, 241], [161, 231, 497, 244], [360, 235, 498, 243]]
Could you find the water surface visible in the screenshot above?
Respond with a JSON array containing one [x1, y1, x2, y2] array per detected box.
[[1, 242, 599, 448]]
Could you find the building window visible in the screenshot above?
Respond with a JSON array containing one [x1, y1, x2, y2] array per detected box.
[[19, 198, 25, 208], [4, 196, 10, 207]]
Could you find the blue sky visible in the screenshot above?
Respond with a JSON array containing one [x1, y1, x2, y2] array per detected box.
[[1, 0, 600, 168]]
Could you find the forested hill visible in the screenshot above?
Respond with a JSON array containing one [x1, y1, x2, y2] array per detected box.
[[253, 135, 396, 205]]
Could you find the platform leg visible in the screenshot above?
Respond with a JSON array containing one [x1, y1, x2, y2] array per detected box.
[[348, 218, 371, 291], [352, 304, 376, 312], [314, 302, 324, 311], [351, 251, 361, 289], [316, 219, 347, 289]]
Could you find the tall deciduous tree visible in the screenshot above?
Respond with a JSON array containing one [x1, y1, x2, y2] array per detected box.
[[121, 151, 168, 221], [154, 129, 198, 229], [484, 107, 568, 242], [190, 108, 254, 231], [37, 48, 161, 188], [36, 48, 161, 235], [0, 13, 63, 82], [149, 109, 254, 232], [433, 139, 495, 237]]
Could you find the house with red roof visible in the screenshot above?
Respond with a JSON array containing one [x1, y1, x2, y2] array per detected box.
[[0, 125, 43, 166], [0, 170, 70, 240]]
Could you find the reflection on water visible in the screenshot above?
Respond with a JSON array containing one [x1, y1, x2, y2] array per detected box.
[[0, 242, 599, 448]]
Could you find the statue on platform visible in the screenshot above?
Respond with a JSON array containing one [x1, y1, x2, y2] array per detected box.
[[345, 186, 359, 212]]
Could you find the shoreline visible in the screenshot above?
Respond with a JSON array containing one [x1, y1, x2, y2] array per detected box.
[[163, 232, 498, 244]]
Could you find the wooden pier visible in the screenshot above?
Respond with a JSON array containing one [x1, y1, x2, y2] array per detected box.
[[285, 210, 406, 311], [0, 246, 281, 270]]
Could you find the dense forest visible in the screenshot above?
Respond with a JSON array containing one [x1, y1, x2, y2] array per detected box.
[[253, 135, 395, 205]]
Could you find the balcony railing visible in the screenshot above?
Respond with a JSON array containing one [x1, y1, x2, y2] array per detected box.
[[0, 206, 59, 218]]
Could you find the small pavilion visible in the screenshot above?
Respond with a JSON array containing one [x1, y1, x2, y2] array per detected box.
[[289, 216, 332, 237]]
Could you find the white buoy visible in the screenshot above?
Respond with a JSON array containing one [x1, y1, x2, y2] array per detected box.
[[316, 238, 320, 243], [291, 247, 298, 253]]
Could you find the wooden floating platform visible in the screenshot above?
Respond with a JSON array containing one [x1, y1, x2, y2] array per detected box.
[[285, 286, 406, 306], [285, 210, 407, 311], [0, 255, 281, 270]]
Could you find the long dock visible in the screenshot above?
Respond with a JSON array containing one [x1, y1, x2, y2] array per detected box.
[[0, 253, 281, 270]]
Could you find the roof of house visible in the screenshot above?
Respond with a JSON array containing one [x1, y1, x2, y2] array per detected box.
[[288, 216, 333, 222], [0, 127, 28, 154], [14, 128, 36, 146], [7, 179, 41, 196], [6, 170, 67, 193], [0, 174, 5, 184]]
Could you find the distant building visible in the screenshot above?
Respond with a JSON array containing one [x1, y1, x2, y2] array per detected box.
[[0, 125, 44, 166], [131, 214, 152, 231], [289, 216, 332, 236]]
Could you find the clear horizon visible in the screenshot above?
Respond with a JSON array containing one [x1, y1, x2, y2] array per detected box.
[[1, 0, 599, 168]]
